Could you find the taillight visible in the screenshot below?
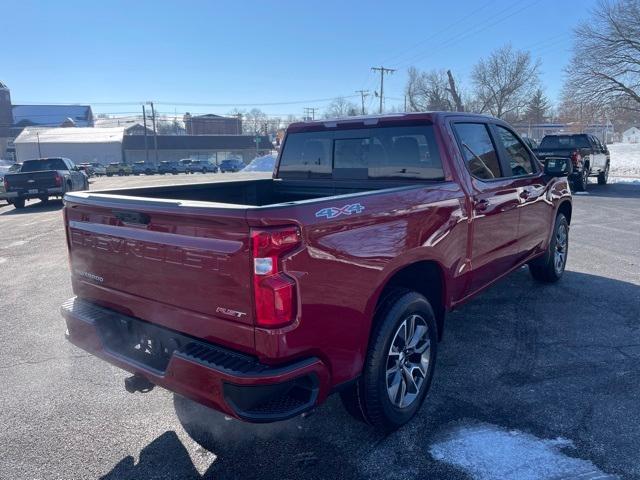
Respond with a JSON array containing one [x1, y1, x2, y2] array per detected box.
[[570, 150, 581, 167], [251, 226, 301, 328], [54, 173, 62, 187], [2, 177, 8, 190]]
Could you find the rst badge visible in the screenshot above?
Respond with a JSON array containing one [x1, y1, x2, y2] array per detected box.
[[315, 203, 365, 220]]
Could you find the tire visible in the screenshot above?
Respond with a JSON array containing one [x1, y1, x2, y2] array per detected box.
[[598, 163, 609, 185], [340, 289, 438, 432], [202, 167, 208, 174], [13, 198, 25, 209], [118, 170, 125, 176], [172, 169, 178, 175], [573, 166, 588, 191], [529, 213, 569, 283]]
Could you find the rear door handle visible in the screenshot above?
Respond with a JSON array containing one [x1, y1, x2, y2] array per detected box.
[[519, 189, 531, 200]]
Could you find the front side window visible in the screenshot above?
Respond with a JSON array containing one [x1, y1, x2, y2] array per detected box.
[[453, 123, 502, 180], [495, 126, 535, 176]]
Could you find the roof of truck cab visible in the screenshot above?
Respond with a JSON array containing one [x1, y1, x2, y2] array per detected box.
[[286, 111, 495, 133]]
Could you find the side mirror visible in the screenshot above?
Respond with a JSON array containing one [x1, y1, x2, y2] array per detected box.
[[544, 157, 573, 177]]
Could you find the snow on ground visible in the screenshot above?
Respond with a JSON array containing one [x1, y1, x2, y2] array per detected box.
[[608, 142, 640, 179], [429, 422, 618, 480]]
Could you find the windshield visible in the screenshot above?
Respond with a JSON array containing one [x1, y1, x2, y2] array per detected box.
[[279, 125, 444, 180], [20, 158, 68, 172], [539, 135, 591, 149]]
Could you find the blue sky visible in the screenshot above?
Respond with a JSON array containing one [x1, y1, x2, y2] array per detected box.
[[3, 0, 595, 117]]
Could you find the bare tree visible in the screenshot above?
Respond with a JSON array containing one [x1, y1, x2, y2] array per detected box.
[[405, 68, 460, 111], [565, 0, 640, 110], [324, 97, 359, 118], [471, 45, 540, 118]]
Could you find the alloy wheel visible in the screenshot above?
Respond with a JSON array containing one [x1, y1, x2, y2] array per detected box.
[[386, 314, 431, 408], [554, 223, 568, 275]]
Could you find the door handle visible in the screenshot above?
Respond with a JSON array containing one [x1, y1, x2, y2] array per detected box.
[[475, 199, 489, 212], [519, 189, 531, 200]]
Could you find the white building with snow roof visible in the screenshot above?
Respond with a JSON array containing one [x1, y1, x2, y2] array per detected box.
[[14, 126, 125, 164]]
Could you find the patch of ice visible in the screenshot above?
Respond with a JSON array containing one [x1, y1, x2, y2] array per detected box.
[[429, 422, 617, 480]]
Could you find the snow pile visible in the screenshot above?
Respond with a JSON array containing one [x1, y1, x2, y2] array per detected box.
[[608, 142, 640, 179], [242, 154, 276, 173], [429, 422, 616, 480]]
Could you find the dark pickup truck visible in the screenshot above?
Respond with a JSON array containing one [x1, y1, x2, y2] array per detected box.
[[60, 112, 572, 439], [534, 133, 610, 191], [3, 157, 89, 209]]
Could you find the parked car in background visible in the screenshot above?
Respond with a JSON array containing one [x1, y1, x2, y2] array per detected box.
[[0, 162, 20, 204], [534, 134, 609, 191], [241, 154, 276, 172], [185, 159, 217, 174], [219, 158, 245, 172], [158, 160, 188, 175], [77, 163, 95, 177], [89, 162, 106, 176], [3, 157, 88, 209], [106, 162, 132, 177], [132, 161, 158, 176], [61, 112, 572, 438]]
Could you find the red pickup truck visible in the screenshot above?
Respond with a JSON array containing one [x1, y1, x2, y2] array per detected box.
[[60, 112, 572, 437]]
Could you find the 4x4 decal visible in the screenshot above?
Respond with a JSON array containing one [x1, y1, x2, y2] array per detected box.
[[315, 203, 365, 219]]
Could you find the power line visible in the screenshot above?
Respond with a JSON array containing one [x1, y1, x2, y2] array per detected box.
[[371, 66, 396, 114]]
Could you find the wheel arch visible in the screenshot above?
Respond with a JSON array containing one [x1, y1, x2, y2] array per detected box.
[[557, 200, 572, 225], [369, 260, 447, 342]]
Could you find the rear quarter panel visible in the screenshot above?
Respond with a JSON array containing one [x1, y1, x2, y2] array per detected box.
[[247, 182, 469, 385]]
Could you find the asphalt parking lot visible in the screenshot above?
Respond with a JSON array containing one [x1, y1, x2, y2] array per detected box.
[[0, 174, 638, 480]]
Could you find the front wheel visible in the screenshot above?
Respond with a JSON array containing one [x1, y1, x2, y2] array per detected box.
[[529, 213, 569, 283], [340, 290, 437, 432]]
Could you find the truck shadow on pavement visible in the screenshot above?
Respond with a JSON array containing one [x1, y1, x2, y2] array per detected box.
[[100, 269, 639, 480], [584, 182, 640, 199], [0, 199, 63, 215]]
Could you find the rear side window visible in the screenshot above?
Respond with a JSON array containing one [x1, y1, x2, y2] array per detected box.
[[279, 125, 444, 180], [453, 123, 502, 180], [495, 126, 535, 176]]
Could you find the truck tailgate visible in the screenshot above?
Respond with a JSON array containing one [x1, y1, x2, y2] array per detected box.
[[64, 194, 255, 350], [5, 171, 59, 190]]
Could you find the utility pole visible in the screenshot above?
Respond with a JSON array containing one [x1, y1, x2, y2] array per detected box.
[[355, 90, 369, 115], [303, 107, 317, 121], [142, 104, 149, 162], [36, 131, 42, 158], [148, 102, 159, 163], [371, 66, 396, 114]]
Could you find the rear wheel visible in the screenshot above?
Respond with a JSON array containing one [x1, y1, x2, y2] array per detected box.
[[118, 169, 125, 176], [573, 167, 588, 191], [529, 213, 569, 283], [13, 198, 25, 209], [340, 289, 437, 432], [598, 163, 609, 185]]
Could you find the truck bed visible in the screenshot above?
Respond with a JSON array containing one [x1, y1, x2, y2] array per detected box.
[[68, 177, 420, 208]]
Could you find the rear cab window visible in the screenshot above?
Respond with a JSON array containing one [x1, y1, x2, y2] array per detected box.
[[278, 125, 445, 181], [20, 158, 69, 172], [539, 135, 591, 149]]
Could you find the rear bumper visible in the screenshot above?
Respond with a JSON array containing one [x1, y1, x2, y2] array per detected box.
[[5, 187, 63, 199], [61, 297, 330, 422]]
